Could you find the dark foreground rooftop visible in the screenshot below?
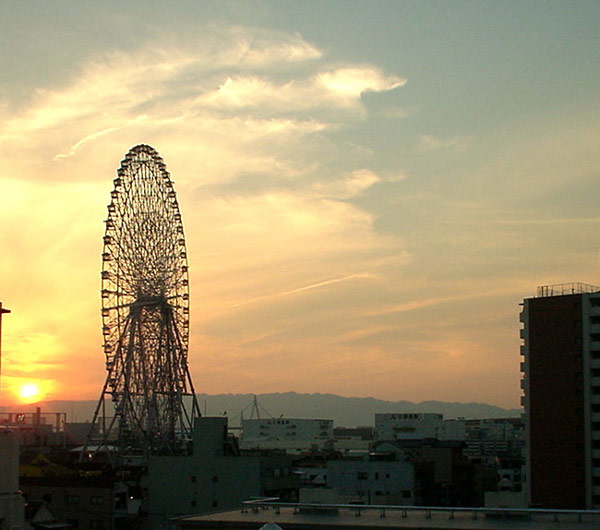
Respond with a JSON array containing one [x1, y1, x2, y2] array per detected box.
[[176, 503, 600, 530]]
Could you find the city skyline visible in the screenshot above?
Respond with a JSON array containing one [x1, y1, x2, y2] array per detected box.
[[0, 1, 599, 408]]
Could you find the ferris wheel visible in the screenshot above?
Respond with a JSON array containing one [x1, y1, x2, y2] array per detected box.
[[86, 144, 200, 460]]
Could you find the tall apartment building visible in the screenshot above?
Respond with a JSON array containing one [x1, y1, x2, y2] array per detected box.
[[520, 282, 600, 509]]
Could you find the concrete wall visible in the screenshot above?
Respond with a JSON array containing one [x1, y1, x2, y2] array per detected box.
[[148, 417, 263, 529], [326, 459, 415, 505], [0, 429, 24, 530]]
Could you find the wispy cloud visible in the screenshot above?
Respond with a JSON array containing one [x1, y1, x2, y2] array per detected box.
[[0, 25, 409, 405], [54, 115, 148, 160], [418, 133, 472, 152], [313, 169, 382, 199], [317, 67, 406, 101]]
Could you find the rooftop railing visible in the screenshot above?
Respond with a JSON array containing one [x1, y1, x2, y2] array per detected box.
[[537, 282, 600, 298], [241, 498, 600, 525]]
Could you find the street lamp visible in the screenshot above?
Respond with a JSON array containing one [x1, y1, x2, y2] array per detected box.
[[0, 302, 11, 403]]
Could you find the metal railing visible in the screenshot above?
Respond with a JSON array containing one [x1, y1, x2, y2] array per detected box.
[[241, 498, 600, 524], [537, 282, 600, 298]]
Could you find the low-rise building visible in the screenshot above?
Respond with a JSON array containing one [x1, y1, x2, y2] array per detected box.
[[373, 439, 483, 506], [20, 476, 117, 530], [241, 418, 333, 453], [374, 413, 465, 441], [0, 428, 25, 530], [464, 418, 523, 459], [298, 449, 415, 506], [147, 417, 297, 528]]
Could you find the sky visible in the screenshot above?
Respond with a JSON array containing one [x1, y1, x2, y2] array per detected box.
[[0, 1, 598, 409]]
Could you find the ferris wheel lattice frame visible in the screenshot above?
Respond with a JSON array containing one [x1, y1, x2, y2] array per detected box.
[[84, 144, 200, 462]]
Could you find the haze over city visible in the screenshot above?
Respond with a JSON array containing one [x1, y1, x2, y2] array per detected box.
[[0, 1, 598, 410]]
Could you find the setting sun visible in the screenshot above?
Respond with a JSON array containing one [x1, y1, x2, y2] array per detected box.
[[20, 383, 40, 401]]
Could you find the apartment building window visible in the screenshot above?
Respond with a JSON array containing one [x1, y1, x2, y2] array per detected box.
[[90, 496, 103, 505], [67, 495, 79, 504]]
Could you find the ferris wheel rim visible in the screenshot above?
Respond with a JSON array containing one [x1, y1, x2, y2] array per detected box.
[[100, 144, 191, 365]]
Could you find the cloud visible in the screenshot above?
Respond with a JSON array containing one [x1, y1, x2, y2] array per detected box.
[[0, 27, 404, 190], [418, 133, 472, 152], [316, 67, 406, 101], [201, 66, 405, 113], [313, 169, 381, 199], [0, 24, 410, 404]]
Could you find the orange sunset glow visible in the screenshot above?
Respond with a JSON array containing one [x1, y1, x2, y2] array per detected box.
[[19, 383, 39, 402], [1, 2, 599, 412]]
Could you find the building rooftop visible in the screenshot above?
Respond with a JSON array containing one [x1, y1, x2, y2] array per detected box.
[[536, 282, 600, 298], [176, 503, 600, 530]]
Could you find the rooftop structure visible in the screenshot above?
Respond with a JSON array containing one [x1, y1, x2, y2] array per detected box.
[[175, 500, 600, 530], [536, 282, 600, 298]]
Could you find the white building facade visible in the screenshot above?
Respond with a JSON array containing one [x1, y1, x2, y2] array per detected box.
[[374, 413, 465, 441], [241, 418, 333, 451]]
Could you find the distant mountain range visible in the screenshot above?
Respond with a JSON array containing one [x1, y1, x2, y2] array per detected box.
[[4, 392, 521, 427]]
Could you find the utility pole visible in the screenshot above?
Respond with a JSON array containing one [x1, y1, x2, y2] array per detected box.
[[0, 302, 10, 403]]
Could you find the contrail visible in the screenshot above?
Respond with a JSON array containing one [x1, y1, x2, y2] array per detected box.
[[53, 115, 148, 161], [278, 273, 368, 296], [229, 273, 370, 309]]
